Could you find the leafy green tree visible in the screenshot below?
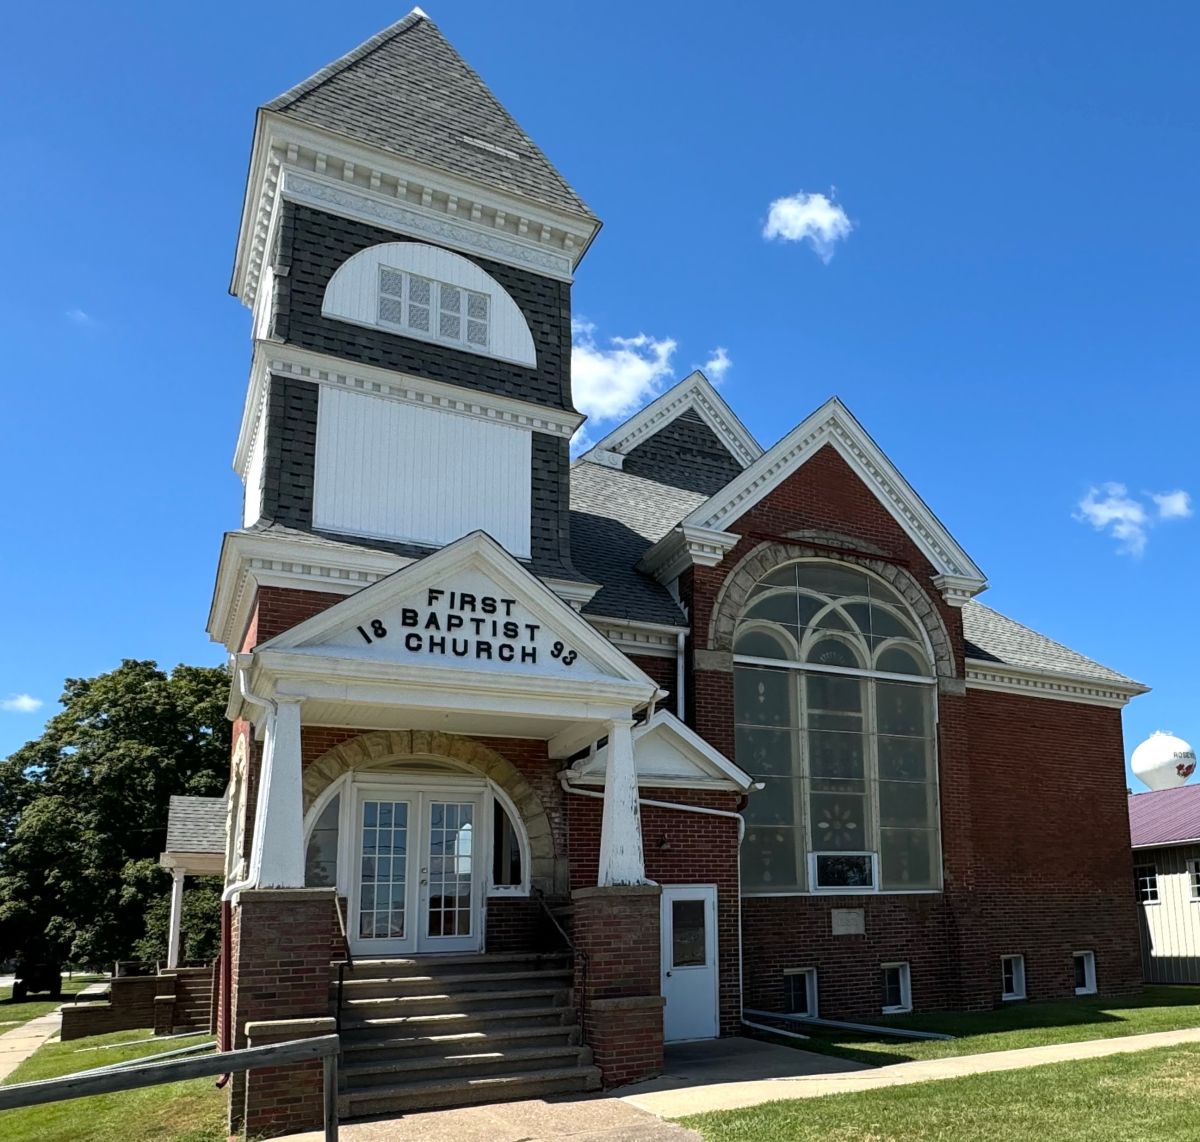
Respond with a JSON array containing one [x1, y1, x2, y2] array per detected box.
[[132, 872, 223, 964], [0, 660, 229, 970]]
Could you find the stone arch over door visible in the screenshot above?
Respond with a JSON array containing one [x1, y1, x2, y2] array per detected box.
[[303, 729, 562, 893], [707, 538, 957, 680]]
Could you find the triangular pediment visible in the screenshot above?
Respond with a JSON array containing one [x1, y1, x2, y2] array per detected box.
[[261, 531, 658, 688], [570, 710, 754, 791], [580, 371, 762, 471], [660, 397, 986, 598]]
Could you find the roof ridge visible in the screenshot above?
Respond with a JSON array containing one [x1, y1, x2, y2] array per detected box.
[[265, 9, 428, 111]]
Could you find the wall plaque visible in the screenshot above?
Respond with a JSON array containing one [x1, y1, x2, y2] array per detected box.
[[830, 908, 865, 936]]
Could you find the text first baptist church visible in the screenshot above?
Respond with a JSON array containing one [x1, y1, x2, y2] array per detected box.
[[206, 10, 1147, 1133]]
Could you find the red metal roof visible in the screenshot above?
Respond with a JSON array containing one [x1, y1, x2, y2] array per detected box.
[[1129, 784, 1200, 848]]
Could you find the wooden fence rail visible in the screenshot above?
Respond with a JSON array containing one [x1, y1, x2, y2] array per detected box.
[[0, 1033, 340, 1141]]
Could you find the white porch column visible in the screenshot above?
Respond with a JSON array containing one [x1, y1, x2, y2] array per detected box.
[[166, 868, 186, 969], [247, 697, 306, 889], [597, 718, 649, 886]]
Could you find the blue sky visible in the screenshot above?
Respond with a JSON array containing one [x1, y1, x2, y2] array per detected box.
[[1, 1, 1196, 788]]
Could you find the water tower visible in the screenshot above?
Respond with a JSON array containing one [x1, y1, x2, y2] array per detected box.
[[1131, 731, 1197, 791]]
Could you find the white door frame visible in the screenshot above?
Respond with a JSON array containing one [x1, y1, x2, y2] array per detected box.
[[660, 884, 719, 1042], [348, 775, 486, 957]]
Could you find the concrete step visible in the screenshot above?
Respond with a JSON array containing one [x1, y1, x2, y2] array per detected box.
[[336, 952, 570, 981], [340, 1003, 579, 1037], [341, 1022, 583, 1060], [334, 967, 572, 998], [343, 1043, 593, 1088], [341, 986, 570, 1019], [340, 1064, 602, 1118]]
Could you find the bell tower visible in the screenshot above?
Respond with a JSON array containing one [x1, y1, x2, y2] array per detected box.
[[212, 9, 601, 651]]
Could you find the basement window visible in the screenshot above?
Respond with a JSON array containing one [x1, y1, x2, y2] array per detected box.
[[1001, 954, 1026, 1001], [1073, 951, 1097, 995], [1134, 864, 1159, 904], [784, 968, 818, 1017], [881, 962, 912, 1014]]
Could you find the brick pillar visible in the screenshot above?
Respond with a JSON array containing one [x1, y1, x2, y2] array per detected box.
[[572, 885, 664, 1087], [245, 1017, 336, 1139], [227, 888, 336, 1138]]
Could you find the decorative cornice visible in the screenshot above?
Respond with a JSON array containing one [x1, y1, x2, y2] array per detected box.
[[638, 525, 741, 583], [964, 660, 1149, 709], [680, 398, 987, 604], [208, 527, 606, 654], [233, 115, 599, 307], [232, 342, 583, 477], [931, 574, 980, 609], [590, 618, 686, 659], [580, 370, 762, 470], [282, 169, 573, 280]]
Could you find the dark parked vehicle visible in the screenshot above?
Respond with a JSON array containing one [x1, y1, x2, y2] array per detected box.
[[11, 960, 62, 1002]]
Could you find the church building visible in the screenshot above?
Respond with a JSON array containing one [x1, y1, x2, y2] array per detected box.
[[209, 11, 1147, 1134]]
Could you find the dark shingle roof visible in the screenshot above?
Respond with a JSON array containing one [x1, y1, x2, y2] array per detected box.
[[264, 11, 593, 218], [962, 601, 1143, 687], [570, 461, 705, 626], [165, 796, 226, 855], [1129, 785, 1200, 848]]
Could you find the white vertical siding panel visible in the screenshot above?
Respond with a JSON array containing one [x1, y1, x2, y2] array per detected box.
[[1139, 843, 1200, 985], [313, 387, 532, 556]]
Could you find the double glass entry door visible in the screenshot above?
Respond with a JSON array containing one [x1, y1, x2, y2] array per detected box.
[[350, 786, 483, 956]]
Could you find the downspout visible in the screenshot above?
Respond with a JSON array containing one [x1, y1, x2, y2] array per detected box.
[[675, 632, 686, 720], [559, 773, 763, 1036]]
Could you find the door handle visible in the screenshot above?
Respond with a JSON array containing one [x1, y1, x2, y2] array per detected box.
[[665, 970, 672, 978]]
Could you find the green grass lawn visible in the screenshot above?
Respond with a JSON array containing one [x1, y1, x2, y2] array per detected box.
[[0, 1028, 225, 1142], [775, 985, 1200, 1067], [683, 1042, 1200, 1141], [0, 975, 107, 1027]]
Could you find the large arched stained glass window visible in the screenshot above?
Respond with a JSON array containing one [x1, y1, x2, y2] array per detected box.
[[734, 562, 941, 894]]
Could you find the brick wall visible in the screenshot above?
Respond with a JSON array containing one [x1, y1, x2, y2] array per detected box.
[[680, 439, 1141, 1020], [228, 889, 337, 1137], [566, 786, 743, 1034], [60, 976, 159, 1041]]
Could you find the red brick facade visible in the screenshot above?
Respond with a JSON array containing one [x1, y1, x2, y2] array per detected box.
[[217, 439, 1141, 1131]]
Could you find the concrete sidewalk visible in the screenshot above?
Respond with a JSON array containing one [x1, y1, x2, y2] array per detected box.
[[622, 1026, 1200, 1118], [0, 1009, 64, 1083]]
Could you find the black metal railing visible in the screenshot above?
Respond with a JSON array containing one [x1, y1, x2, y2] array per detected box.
[[533, 888, 588, 1008], [333, 895, 354, 1037]]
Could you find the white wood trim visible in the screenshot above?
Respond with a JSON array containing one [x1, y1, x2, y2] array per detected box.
[[321, 240, 536, 367], [654, 397, 987, 600], [965, 659, 1147, 708], [580, 370, 762, 469], [232, 114, 601, 306], [232, 340, 582, 481]]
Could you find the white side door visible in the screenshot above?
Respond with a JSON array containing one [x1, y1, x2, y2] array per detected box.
[[661, 884, 719, 1041], [416, 795, 483, 954]]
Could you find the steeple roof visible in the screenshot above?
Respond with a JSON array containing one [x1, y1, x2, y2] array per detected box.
[[264, 9, 594, 219]]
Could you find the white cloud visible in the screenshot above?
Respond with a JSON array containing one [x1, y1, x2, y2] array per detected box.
[[1152, 489, 1192, 520], [1, 693, 43, 714], [763, 191, 853, 263], [571, 317, 677, 423], [65, 308, 97, 327], [700, 347, 732, 384], [1075, 483, 1192, 555]]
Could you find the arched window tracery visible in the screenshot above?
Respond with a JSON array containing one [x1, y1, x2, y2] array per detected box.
[[734, 562, 941, 893]]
